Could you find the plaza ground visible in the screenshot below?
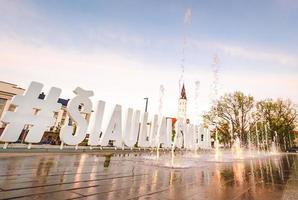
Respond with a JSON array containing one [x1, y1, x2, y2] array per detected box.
[[0, 151, 297, 200]]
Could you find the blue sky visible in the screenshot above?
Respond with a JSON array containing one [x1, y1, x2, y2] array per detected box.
[[0, 0, 297, 120]]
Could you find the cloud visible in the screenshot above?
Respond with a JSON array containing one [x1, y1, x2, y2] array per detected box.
[[190, 40, 298, 67], [0, 35, 297, 122], [0, 36, 181, 116], [216, 42, 298, 66], [220, 71, 298, 101]]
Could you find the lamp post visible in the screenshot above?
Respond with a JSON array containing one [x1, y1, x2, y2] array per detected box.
[[144, 97, 149, 112]]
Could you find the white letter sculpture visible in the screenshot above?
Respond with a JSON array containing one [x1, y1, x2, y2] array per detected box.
[[123, 108, 140, 147], [184, 124, 195, 149], [60, 87, 93, 145], [149, 114, 159, 147], [156, 117, 172, 148], [174, 119, 186, 148], [99, 104, 122, 147], [138, 112, 150, 147], [87, 101, 106, 146], [0, 81, 61, 143]]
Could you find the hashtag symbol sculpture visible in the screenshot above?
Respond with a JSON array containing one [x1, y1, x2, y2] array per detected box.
[[0, 82, 62, 143]]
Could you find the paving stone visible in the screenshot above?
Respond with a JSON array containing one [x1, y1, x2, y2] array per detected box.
[[0, 152, 296, 200]]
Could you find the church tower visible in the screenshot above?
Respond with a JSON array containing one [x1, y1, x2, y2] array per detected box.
[[178, 83, 187, 119]]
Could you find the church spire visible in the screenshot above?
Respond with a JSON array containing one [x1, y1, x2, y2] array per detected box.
[[180, 83, 187, 100]]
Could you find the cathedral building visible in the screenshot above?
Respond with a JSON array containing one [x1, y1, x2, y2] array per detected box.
[[178, 83, 187, 119]]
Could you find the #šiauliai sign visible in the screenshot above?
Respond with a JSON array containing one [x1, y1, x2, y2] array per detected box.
[[0, 81, 200, 149]]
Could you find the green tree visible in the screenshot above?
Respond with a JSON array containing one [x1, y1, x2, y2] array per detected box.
[[203, 92, 298, 151], [256, 99, 297, 151], [203, 91, 255, 147]]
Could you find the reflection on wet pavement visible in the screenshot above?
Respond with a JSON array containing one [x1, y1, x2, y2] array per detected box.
[[0, 152, 297, 199]]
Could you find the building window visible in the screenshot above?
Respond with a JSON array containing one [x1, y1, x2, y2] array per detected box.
[[0, 98, 7, 117]]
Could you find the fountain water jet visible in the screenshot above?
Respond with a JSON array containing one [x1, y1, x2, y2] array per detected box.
[[232, 136, 243, 159], [247, 129, 254, 157], [270, 131, 279, 155], [214, 128, 222, 161], [256, 123, 260, 154], [171, 147, 175, 167], [156, 147, 160, 160]]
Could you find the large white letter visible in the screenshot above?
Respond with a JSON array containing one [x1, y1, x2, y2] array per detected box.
[[138, 112, 150, 147], [156, 117, 172, 148], [87, 101, 105, 146], [0, 82, 61, 143], [60, 87, 93, 145], [184, 124, 195, 149], [174, 119, 186, 149], [123, 109, 140, 147], [99, 105, 122, 147], [149, 114, 159, 147]]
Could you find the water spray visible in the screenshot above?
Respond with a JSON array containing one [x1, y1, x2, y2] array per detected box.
[[194, 80, 200, 119], [193, 80, 200, 154], [179, 8, 192, 90], [158, 85, 165, 115], [210, 54, 220, 103]]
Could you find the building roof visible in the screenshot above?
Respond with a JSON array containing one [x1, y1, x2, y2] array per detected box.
[[180, 83, 187, 100], [0, 81, 24, 89], [0, 81, 25, 96]]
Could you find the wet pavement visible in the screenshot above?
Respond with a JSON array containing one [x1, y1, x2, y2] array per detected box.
[[0, 151, 297, 200]]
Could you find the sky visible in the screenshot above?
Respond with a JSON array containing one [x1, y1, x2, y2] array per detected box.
[[0, 0, 297, 122]]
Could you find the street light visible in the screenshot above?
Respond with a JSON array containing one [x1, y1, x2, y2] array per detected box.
[[144, 98, 149, 112]]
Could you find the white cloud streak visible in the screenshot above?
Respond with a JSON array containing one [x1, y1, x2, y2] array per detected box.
[[191, 40, 298, 67], [1, 37, 297, 122]]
